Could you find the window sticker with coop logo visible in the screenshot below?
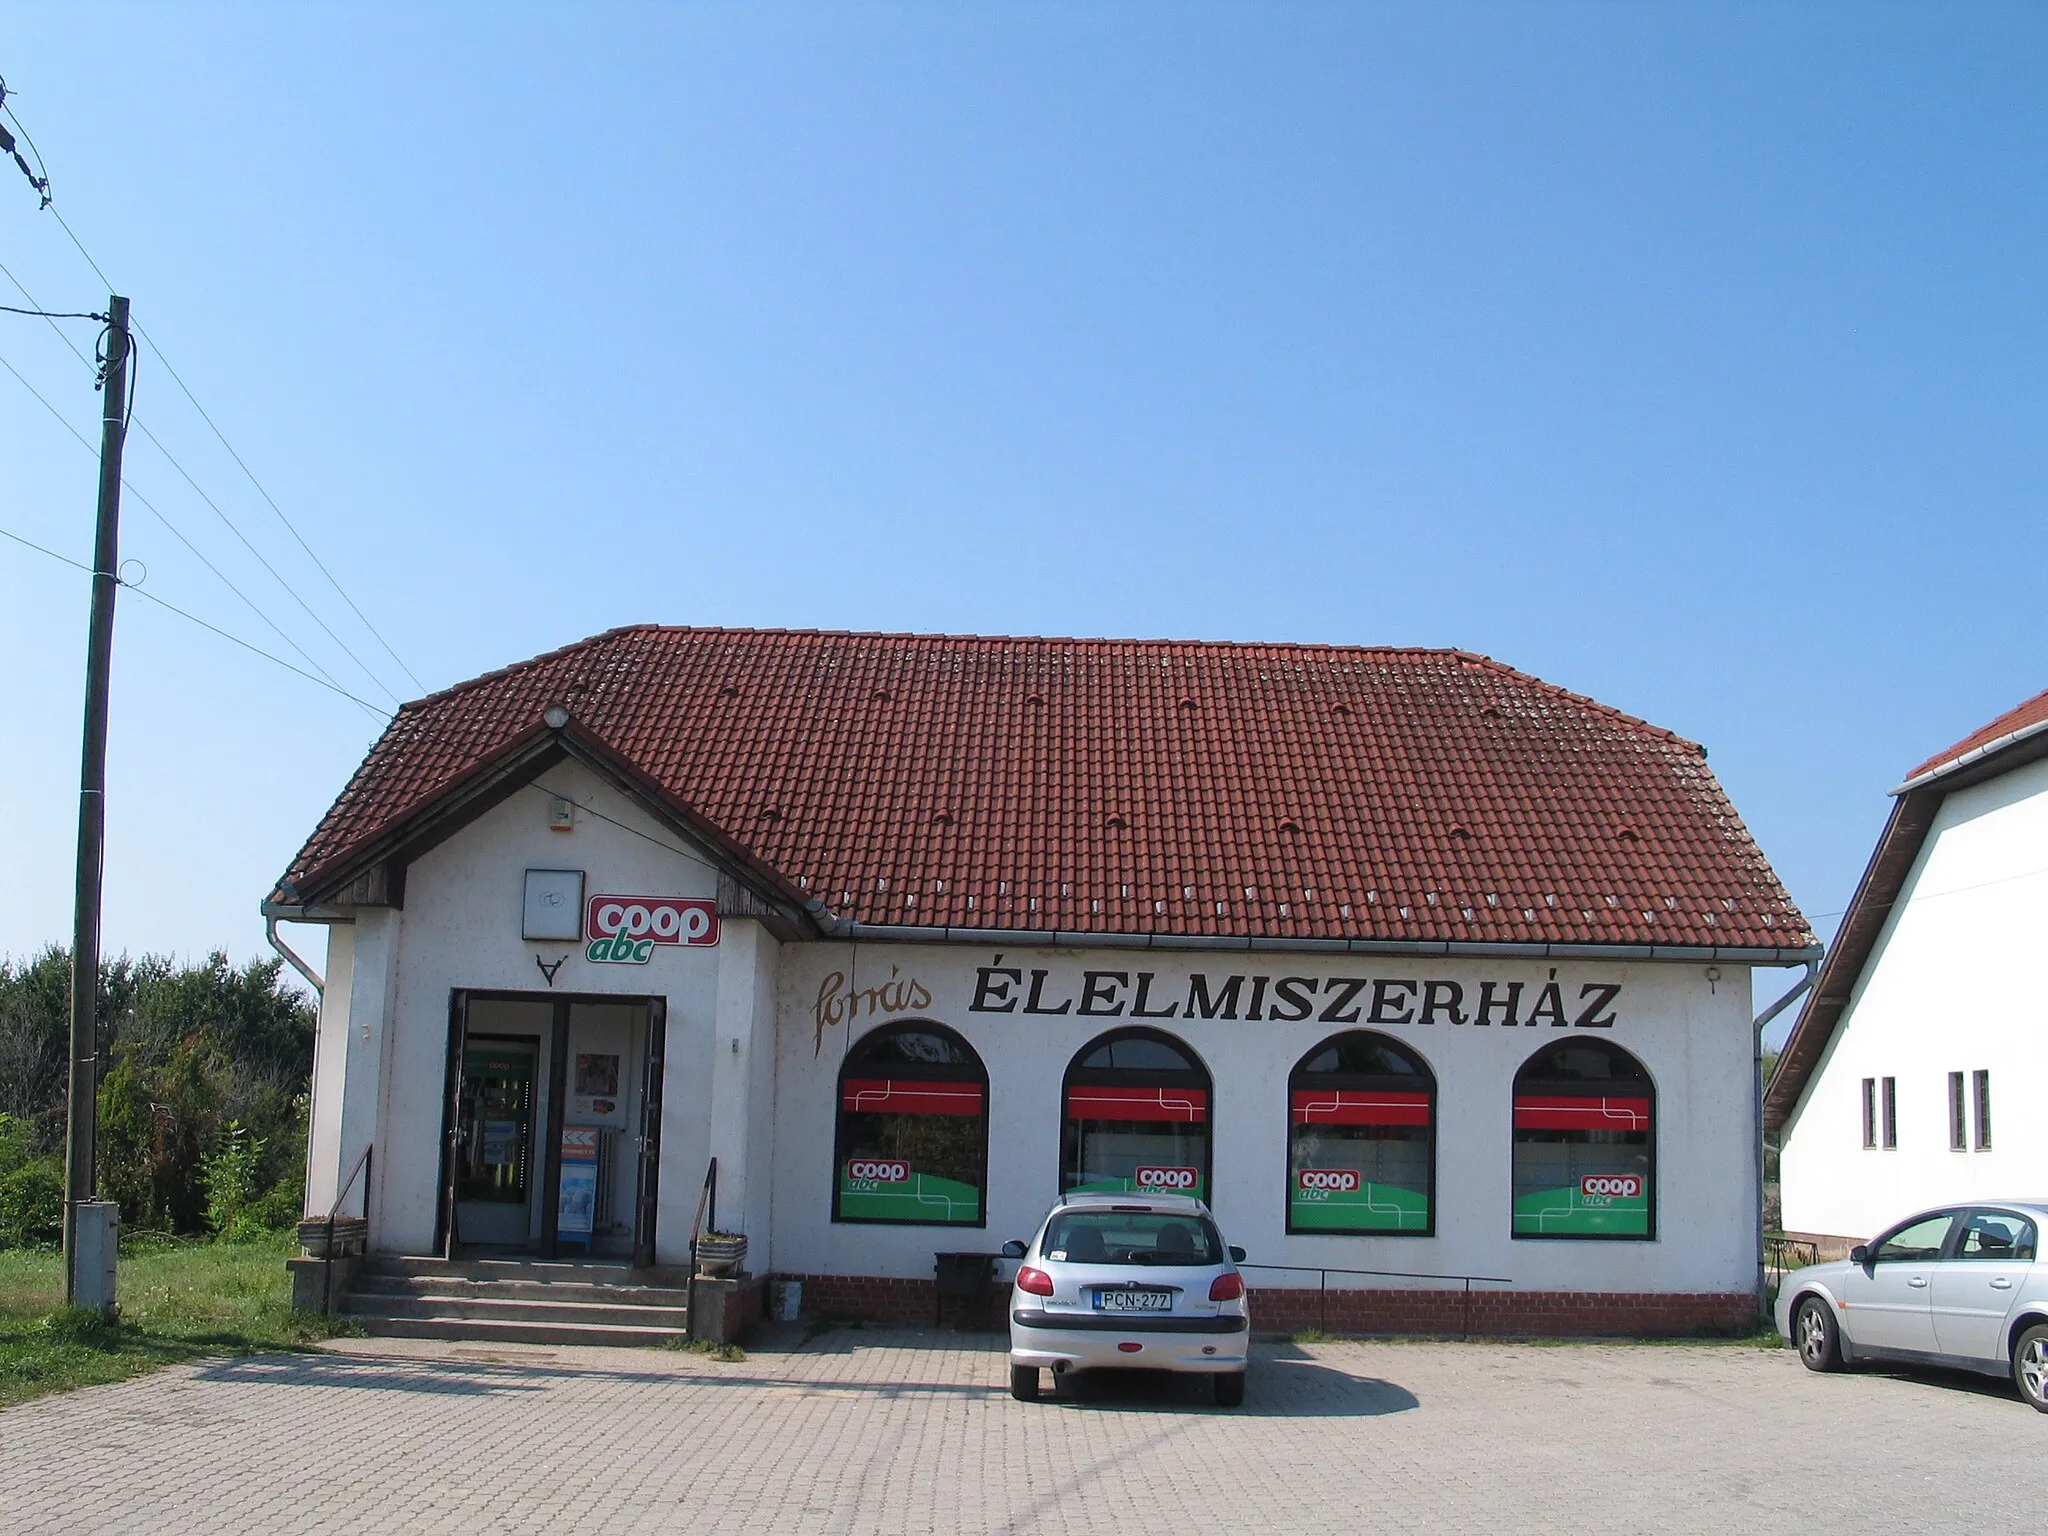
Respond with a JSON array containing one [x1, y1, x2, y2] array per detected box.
[[1510, 1095, 1651, 1236], [1288, 1089, 1432, 1232], [835, 1078, 985, 1223]]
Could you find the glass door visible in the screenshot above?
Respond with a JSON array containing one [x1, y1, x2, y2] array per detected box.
[[457, 1035, 542, 1246]]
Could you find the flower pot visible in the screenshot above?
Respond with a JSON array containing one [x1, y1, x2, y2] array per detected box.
[[298, 1216, 367, 1258], [694, 1234, 747, 1277]]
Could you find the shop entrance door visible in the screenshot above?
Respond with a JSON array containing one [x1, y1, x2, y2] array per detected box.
[[441, 991, 665, 1262], [454, 1032, 544, 1246]]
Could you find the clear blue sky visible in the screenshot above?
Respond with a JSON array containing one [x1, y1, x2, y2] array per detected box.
[[2, 5, 2042, 1041]]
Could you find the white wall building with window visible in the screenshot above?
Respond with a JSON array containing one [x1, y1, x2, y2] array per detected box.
[[274, 626, 1817, 1335], [1769, 684, 2048, 1249]]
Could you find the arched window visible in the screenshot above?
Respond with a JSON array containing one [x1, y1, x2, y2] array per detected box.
[[1288, 1031, 1435, 1235], [1061, 1029, 1212, 1200], [834, 1022, 988, 1227], [1511, 1039, 1654, 1240]]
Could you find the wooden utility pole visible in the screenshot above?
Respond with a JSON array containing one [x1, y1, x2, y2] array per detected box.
[[64, 294, 129, 1307]]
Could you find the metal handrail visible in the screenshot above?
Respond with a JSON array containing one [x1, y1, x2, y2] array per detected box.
[[1236, 1261, 1513, 1339], [683, 1156, 717, 1341], [323, 1143, 372, 1318]]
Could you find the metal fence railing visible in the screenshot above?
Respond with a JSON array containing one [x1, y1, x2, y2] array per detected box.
[[1237, 1262, 1513, 1338]]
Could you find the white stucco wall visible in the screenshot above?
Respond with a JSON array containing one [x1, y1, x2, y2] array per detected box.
[[1780, 755, 2048, 1242], [306, 760, 742, 1265], [297, 761, 1762, 1296], [770, 944, 1757, 1295]]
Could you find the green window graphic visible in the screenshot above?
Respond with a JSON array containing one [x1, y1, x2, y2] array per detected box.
[[1511, 1040, 1654, 1240], [833, 1022, 988, 1227], [1288, 1032, 1435, 1235], [1061, 1029, 1212, 1202]]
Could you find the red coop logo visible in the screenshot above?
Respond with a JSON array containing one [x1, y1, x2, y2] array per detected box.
[[584, 895, 719, 963], [845, 1160, 910, 1184], [1134, 1166, 1199, 1191], [1580, 1174, 1642, 1201]]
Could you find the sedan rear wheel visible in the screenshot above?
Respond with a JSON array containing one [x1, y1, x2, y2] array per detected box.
[[1010, 1364, 1041, 1402], [1795, 1296, 1843, 1373], [2013, 1325, 2048, 1413]]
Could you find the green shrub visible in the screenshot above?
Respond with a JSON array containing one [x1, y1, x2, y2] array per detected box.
[[202, 1123, 265, 1239], [241, 1179, 305, 1235], [0, 1114, 63, 1250]]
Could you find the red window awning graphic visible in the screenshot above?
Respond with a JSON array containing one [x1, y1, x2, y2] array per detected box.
[[839, 1078, 985, 1116], [1290, 1089, 1431, 1127], [1065, 1084, 1208, 1123], [1512, 1094, 1651, 1131]]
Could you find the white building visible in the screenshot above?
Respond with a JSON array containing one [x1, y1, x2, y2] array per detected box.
[[272, 627, 1815, 1334], [1769, 685, 2048, 1250]]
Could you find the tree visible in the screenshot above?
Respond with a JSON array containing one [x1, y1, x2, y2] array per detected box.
[[0, 948, 315, 1245]]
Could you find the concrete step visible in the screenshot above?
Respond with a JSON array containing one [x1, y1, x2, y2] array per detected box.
[[363, 1255, 649, 1284], [343, 1293, 690, 1329], [351, 1272, 692, 1308], [343, 1313, 691, 1348]]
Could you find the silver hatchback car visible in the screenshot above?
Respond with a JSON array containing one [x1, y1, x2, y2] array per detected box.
[[1775, 1201, 2048, 1412], [1003, 1193, 1251, 1406]]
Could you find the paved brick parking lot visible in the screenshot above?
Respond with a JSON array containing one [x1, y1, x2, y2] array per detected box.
[[1, 1329, 2042, 1534]]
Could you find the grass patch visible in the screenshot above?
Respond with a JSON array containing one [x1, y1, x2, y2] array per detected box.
[[661, 1336, 746, 1362], [0, 1234, 353, 1410]]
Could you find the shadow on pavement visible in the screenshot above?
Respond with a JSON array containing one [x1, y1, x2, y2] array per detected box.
[[1858, 1362, 2023, 1406], [1043, 1356, 1419, 1418]]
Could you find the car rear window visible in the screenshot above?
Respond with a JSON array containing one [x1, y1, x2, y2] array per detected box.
[[1042, 1210, 1222, 1265]]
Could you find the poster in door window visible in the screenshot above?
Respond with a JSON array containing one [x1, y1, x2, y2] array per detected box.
[[557, 1126, 600, 1235]]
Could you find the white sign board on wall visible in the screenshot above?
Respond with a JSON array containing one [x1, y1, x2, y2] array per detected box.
[[522, 868, 585, 940]]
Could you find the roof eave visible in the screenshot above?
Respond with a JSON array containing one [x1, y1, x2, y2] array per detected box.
[[806, 913, 1820, 962], [1891, 714, 2048, 796]]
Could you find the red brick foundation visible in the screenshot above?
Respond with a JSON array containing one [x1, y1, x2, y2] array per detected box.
[[778, 1273, 1760, 1338], [1244, 1286, 1760, 1337]]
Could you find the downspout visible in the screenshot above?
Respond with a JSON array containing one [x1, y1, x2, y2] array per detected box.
[[266, 913, 326, 1230], [1752, 958, 1819, 1323], [266, 914, 325, 997]]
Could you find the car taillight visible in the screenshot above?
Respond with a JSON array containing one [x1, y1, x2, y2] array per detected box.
[[1017, 1266, 1055, 1296], [1209, 1272, 1245, 1302]]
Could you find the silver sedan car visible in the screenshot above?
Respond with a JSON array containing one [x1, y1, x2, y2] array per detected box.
[[1775, 1200, 2048, 1412], [1002, 1192, 1251, 1406]]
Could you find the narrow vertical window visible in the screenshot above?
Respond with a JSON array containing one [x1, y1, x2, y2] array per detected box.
[[1949, 1073, 1966, 1151], [1973, 1070, 1991, 1150], [1881, 1076, 1897, 1149], [1861, 1078, 1876, 1149], [833, 1022, 988, 1226]]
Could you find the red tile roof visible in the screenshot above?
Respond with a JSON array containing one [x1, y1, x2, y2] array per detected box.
[[1903, 683, 2048, 785], [278, 626, 1812, 951]]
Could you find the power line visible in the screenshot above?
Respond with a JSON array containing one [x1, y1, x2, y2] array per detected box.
[[130, 325, 428, 695], [0, 302, 103, 320], [126, 418, 404, 706], [0, 339, 376, 715], [0, 260, 391, 706], [0, 519, 391, 717], [40, 195, 429, 698], [0, 82, 427, 698]]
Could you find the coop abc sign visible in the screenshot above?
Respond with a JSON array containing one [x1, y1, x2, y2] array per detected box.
[[1580, 1174, 1642, 1202], [584, 895, 720, 964], [845, 1159, 910, 1185]]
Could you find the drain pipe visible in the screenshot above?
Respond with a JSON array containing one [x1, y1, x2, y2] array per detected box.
[[266, 912, 329, 1246], [266, 914, 325, 997], [1752, 958, 1819, 1324]]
